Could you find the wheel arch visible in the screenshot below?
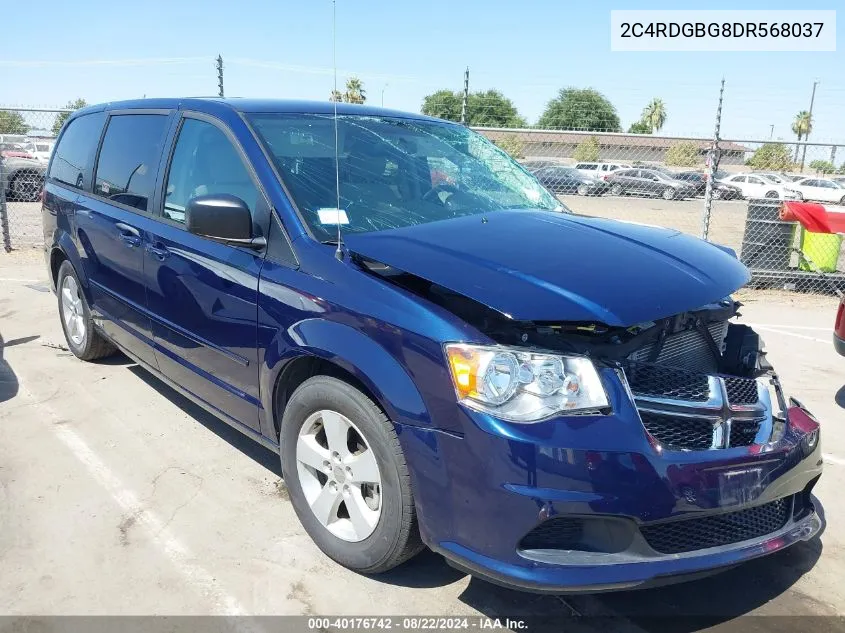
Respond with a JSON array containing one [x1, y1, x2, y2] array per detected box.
[[263, 319, 433, 440]]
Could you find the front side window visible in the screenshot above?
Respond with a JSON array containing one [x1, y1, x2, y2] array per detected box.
[[164, 118, 260, 225], [94, 114, 169, 212], [48, 112, 105, 190], [248, 113, 561, 240]]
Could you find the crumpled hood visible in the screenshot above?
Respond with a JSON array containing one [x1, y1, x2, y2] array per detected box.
[[345, 210, 750, 327]]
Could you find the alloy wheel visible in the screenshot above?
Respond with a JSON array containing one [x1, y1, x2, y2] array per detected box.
[[295, 409, 382, 542], [61, 275, 86, 346]]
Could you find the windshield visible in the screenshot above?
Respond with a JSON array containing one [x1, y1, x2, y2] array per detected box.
[[248, 113, 562, 239]]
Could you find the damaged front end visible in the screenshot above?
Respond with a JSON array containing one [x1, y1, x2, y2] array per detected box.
[[356, 253, 792, 453]]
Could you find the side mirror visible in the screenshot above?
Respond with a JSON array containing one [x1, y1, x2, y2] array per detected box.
[[185, 194, 265, 250]]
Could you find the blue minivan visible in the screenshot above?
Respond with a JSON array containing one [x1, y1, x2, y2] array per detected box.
[[43, 98, 823, 593]]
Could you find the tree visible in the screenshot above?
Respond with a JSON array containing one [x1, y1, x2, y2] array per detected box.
[[641, 98, 667, 133], [328, 78, 366, 104], [421, 89, 526, 127], [0, 110, 29, 134], [467, 90, 526, 127], [344, 77, 366, 104], [493, 136, 525, 159], [538, 88, 621, 132], [627, 120, 651, 134], [572, 136, 600, 162], [51, 98, 88, 135], [791, 110, 812, 161], [664, 141, 700, 167], [746, 143, 795, 171], [808, 159, 835, 174]]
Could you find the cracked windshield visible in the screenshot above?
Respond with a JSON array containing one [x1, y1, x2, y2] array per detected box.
[[248, 113, 563, 240]]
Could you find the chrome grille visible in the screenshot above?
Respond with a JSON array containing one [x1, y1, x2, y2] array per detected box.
[[628, 322, 728, 373], [625, 364, 772, 451], [624, 362, 710, 402], [640, 411, 716, 450], [724, 376, 760, 405]]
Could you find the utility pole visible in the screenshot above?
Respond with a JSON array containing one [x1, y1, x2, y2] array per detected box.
[[769, 124, 774, 140], [381, 83, 388, 107], [460, 67, 469, 125], [701, 78, 725, 242], [800, 80, 818, 170], [217, 55, 225, 98]]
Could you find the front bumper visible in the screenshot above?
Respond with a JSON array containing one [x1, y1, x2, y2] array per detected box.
[[402, 371, 824, 593]]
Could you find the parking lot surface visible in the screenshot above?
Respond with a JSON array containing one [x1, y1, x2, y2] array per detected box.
[[1, 250, 844, 630]]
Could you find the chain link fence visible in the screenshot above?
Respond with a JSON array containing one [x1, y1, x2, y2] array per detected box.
[[2, 101, 843, 296], [1, 107, 70, 251]]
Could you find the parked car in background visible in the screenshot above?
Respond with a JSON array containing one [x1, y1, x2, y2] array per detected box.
[[670, 171, 741, 199], [40, 97, 824, 593], [1, 155, 46, 201], [1, 142, 36, 160], [574, 162, 629, 179], [789, 177, 845, 204], [528, 164, 610, 196], [832, 176, 845, 187], [30, 140, 55, 164], [836, 294, 845, 356], [719, 173, 800, 200], [751, 172, 794, 186], [604, 168, 698, 200]]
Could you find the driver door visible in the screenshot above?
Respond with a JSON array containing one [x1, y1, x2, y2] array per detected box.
[[143, 114, 271, 431]]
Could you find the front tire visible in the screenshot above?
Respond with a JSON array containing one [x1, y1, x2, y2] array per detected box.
[[662, 187, 676, 200], [280, 376, 423, 573], [610, 184, 623, 196], [56, 260, 116, 361], [712, 188, 723, 200], [765, 190, 779, 199], [576, 184, 589, 196]]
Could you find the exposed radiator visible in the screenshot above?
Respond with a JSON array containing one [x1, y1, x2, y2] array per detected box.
[[628, 322, 729, 374]]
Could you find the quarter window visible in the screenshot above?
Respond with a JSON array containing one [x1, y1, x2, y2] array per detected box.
[[48, 112, 106, 190], [163, 118, 260, 226], [94, 114, 169, 212]]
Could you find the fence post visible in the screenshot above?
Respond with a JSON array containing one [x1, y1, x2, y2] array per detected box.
[[701, 78, 725, 241], [0, 159, 10, 253]]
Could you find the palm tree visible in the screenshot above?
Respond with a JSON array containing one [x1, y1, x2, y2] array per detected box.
[[329, 89, 343, 102], [792, 110, 812, 161], [641, 98, 667, 133], [344, 77, 366, 104]]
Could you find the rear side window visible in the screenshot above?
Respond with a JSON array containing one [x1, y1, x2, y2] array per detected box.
[[577, 163, 597, 170], [94, 114, 169, 212], [48, 112, 105, 190]]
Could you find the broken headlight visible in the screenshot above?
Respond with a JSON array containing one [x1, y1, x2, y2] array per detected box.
[[444, 344, 609, 422]]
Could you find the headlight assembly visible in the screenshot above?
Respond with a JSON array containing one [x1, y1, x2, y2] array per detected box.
[[444, 343, 610, 423]]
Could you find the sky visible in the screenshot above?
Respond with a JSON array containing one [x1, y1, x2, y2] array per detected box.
[[1, 0, 843, 142]]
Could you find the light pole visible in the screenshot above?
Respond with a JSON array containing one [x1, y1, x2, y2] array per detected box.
[[801, 80, 819, 170], [381, 83, 389, 107], [769, 124, 774, 140]]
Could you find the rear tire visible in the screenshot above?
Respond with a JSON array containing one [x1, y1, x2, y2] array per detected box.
[[840, 195, 845, 205], [765, 190, 779, 199], [712, 188, 723, 200], [576, 184, 589, 196], [662, 187, 676, 200], [280, 376, 424, 573], [610, 184, 623, 196], [56, 260, 116, 361]]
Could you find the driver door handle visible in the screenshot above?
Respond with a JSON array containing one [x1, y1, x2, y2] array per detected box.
[[115, 222, 141, 247]]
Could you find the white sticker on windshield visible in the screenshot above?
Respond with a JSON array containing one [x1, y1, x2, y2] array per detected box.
[[523, 188, 541, 202], [317, 208, 350, 225]]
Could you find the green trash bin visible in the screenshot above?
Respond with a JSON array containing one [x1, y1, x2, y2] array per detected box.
[[798, 229, 842, 273]]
